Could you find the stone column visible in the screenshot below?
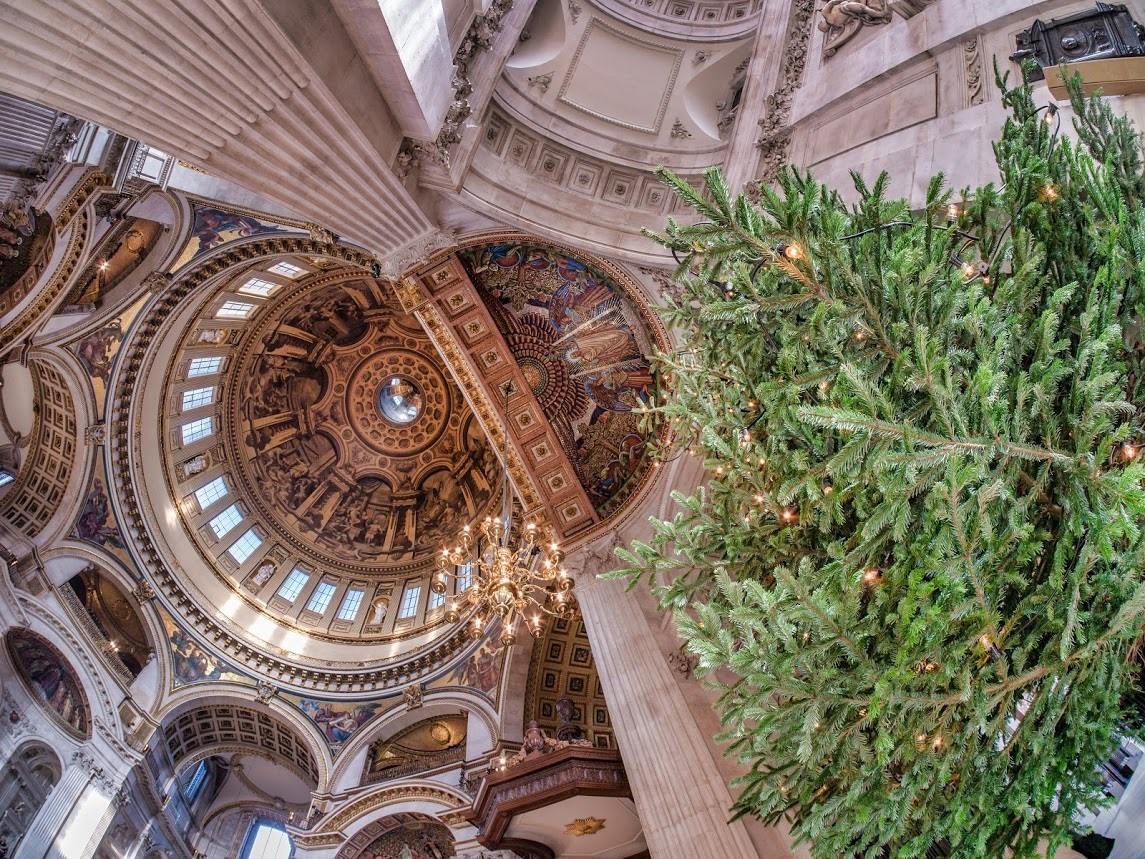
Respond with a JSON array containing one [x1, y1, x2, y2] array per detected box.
[[13, 754, 91, 859], [14, 752, 125, 859], [574, 565, 774, 859]]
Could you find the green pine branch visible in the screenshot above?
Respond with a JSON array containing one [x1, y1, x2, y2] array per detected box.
[[613, 71, 1145, 859]]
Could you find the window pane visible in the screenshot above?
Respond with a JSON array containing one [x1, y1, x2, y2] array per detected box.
[[188, 356, 223, 377], [268, 261, 304, 278], [182, 417, 214, 444], [209, 503, 243, 538], [217, 300, 254, 319], [0, 472, 14, 488], [306, 582, 337, 614], [398, 585, 421, 619], [238, 277, 280, 297], [194, 477, 227, 510], [336, 589, 364, 621], [457, 562, 473, 592], [243, 822, 292, 859], [185, 760, 208, 801], [277, 568, 310, 602], [182, 386, 215, 410], [228, 529, 262, 564], [428, 588, 446, 610]]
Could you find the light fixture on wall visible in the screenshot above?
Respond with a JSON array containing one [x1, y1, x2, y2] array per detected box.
[[433, 383, 576, 646]]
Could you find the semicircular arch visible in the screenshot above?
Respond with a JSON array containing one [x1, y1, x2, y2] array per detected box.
[[154, 688, 332, 792]]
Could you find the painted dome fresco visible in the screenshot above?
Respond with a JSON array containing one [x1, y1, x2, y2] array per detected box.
[[229, 279, 498, 567], [157, 255, 502, 650], [457, 242, 659, 520]]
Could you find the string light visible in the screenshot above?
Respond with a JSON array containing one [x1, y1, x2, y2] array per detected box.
[[821, 479, 833, 495], [776, 242, 804, 261], [862, 568, 882, 585], [1043, 184, 1058, 201]]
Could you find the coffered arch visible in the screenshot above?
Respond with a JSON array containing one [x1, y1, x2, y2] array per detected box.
[[159, 699, 324, 791]]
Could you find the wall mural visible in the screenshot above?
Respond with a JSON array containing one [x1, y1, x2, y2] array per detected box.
[[293, 698, 393, 750], [427, 616, 507, 705], [5, 629, 91, 738], [158, 609, 246, 688], [458, 243, 657, 516], [72, 457, 126, 551], [231, 279, 500, 566], [353, 818, 456, 859], [70, 291, 150, 416], [169, 203, 295, 271]]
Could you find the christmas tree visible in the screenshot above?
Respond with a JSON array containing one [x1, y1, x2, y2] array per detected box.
[[613, 73, 1145, 858]]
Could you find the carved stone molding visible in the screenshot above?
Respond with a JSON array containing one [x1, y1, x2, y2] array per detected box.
[[889, 0, 938, 17], [818, 0, 893, 59], [755, 0, 816, 185], [312, 783, 468, 835], [400, 0, 514, 169], [376, 228, 457, 277], [467, 745, 630, 846], [964, 36, 985, 107]]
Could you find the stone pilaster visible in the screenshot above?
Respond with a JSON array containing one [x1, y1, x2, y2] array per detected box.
[[14, 752, 125, 859], [13, 756, 90, 859], [573, 562, 769, 859]]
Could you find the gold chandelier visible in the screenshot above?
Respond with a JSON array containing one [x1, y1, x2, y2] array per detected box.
[[433, 386, 576, 646]]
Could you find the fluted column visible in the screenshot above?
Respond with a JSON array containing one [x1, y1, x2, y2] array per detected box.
[[14, 751, 126, 859], [574, 567, 772, 859], [13, 755, 89, 859], [0, 0, 437, 258]]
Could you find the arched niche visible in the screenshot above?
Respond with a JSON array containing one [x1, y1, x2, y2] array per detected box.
[[360, 713, 468, 787], [154, 689, 333, 793], [63, 564, 153, 678], [4, 628, 92, 739], [0, 741, 63, 852], [338, 812, 456, 859], [524, 616, 613, 748], [506, 0, 566, 70], [682, 43, 753, 140], [0, 207, 55, 321], [328, 694, 498, 793]]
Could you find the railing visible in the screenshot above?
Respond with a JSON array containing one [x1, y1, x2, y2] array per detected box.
[[56, 583, 136, 685]]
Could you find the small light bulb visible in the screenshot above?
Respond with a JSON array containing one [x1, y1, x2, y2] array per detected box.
[[947, 204, 959, 219], [1044, 184, 1058, 200], [784, 243, 804, 261], [962, 262, 976, 279]]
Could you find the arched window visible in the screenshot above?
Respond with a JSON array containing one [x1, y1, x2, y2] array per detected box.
[[183, 760, 208, 802], [241, 820, 293, 859], [0, 741, 63, 851]]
